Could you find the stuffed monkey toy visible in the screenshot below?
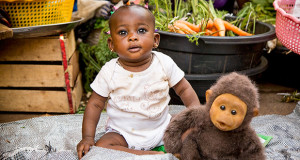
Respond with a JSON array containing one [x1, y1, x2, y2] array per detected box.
[[163, 72, 265, 160]]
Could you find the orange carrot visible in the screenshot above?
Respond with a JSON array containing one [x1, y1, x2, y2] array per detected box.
[[175, 29, 186, 34], [174, 22, 196, 34], [211, 27, 219, 36], [204, 28, 219, 36], [205, 19, 214, 29], [213, 18, 226, 37], [204, 29, 213, 36], [175, 20, 200, 32], [198, 19, 214, 31], [168, 24, 176, 32], [168, 24, 186, 34], [223, 20, 253, 36]]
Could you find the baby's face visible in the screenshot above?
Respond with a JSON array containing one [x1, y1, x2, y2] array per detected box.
[[108, 6, 159, 63]]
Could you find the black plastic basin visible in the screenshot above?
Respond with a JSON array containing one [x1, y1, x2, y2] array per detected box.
[[157, 19, 276, 74], [169, 56, 268, 104]]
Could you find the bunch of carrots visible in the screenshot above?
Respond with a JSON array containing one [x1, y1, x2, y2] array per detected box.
[[168, 18, 253, 36]]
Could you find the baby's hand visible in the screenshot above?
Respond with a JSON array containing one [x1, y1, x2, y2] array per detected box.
[[77, 137, 95, 159]]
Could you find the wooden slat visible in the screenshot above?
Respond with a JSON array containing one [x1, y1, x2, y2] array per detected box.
[[0, 73, 83, 113], [73, 73, 83, 112], [0, 51, 79, 87], [0, 89, 70, 112], [70, 50, 80, 86], [0, 30, 76, 61]]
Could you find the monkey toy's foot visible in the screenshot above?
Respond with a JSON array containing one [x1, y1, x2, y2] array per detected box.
[[173, 153, 181, 160]]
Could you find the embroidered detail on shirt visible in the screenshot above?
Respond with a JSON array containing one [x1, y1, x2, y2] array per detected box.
[[129, 74, 133, 78]]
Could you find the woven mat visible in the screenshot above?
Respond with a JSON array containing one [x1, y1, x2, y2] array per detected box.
[[1, 103, 299, 160]]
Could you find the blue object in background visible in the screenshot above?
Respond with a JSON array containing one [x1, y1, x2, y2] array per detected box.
[[73, 0, 78, 12]]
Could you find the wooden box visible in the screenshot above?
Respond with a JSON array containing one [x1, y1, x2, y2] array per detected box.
[[0, 31, 82, 113]]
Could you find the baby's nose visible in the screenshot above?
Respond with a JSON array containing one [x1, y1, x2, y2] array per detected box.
[[128, 33, 138, 41]]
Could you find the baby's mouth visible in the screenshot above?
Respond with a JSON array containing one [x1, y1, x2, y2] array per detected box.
[[128, 45, 141, 52]]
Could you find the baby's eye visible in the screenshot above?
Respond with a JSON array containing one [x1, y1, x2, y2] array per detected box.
[[137, 28, 147, 34], [118, 30, 127, 36]]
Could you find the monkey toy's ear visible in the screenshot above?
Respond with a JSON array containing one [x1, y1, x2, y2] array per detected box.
[[205, 89, 213, 103], [253, 107, 259, 117]]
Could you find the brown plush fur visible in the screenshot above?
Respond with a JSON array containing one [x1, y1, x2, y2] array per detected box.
[[163, 72, 265, 160]]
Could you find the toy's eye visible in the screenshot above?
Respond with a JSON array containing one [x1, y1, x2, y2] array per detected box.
[[220, 105, 225, 110], [118, 30, 127, 36], [231, 110, 237, 115], [138, 28, 147, 34]]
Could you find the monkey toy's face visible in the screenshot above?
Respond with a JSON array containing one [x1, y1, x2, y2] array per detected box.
[[209, 93, 247, 131]]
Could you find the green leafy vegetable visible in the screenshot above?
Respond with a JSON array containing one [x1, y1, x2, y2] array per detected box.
[[79, 18, 117, 92], [237, 0, 276, 25]]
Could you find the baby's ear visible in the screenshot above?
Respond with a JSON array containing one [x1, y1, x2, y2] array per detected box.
[[153, 32, 160, 48], [107, 37, 114, 51], [205, 89, 213, 103]]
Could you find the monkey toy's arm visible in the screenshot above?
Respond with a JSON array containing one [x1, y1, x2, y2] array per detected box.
[[163, 107, 204, 154]]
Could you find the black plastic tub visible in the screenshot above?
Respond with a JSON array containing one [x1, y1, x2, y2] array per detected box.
[[169, 56, 268, 104], [262, 46, 300, 89], [157, 19, 276, 74]]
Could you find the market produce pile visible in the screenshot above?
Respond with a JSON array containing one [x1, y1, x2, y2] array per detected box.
[[152, 0, 276, 37]]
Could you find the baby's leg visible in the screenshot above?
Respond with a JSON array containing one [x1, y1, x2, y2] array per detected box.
[[95, 132, 164, 155]]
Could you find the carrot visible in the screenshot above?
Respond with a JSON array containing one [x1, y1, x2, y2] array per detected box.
[[211, 27, 219, 36], [168, 25, 176, 32], [198, 19, 214, 32], [204, 28, 219, 36], [204, 29, 213, 36], [175, 29, 186, 34], [174, 22, 196, 34], [223, 20, 253, 36], [205, 19, 214, 29], [213, 18, 225, 37], [168, 24, 186, 34], [175, 20, 200, 32]]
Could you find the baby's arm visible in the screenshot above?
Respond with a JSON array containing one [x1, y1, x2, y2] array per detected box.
[[172, 78, 201, 108], [77, 91, 107, 159]]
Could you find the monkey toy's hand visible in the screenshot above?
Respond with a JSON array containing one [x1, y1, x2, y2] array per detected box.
[[164, 107, 201, 154]]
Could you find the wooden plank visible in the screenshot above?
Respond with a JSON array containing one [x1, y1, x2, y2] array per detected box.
[[0, 73, 83, 113], [0, 51, 79, 87], [73, 73, 83, 112], [69, 50, 80, 86], [0, 30, 75, 61], [0, 89, 70, 113], [0, 64, 65, 87]]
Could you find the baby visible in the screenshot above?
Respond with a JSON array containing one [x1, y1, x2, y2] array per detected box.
[[77, 4, 201, 159]]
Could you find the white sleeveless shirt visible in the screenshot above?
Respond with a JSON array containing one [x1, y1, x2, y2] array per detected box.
[[90, 51, 184, 150]]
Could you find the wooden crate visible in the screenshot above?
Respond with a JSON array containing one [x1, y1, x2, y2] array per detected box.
[[0, 30, 76, 61], [0, 30, 83, 113]]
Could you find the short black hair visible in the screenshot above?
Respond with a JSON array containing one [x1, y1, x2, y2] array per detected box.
[[108, 4, 155, 30]]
